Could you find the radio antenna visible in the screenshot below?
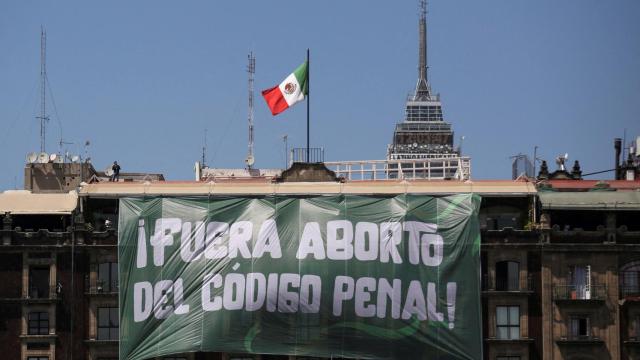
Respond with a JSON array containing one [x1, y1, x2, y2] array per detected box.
[[36, 27, 50, 152], [245, 52, 256, 169]]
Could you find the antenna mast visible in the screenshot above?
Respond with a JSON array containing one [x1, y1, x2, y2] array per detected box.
[[246, 52, 256, 169], [202, 128, 207, 167], [414, 0, 431, 101], [37, 27, 49, 152]]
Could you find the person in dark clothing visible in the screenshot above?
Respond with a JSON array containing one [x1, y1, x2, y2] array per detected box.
[[111, 161, 121, 182]]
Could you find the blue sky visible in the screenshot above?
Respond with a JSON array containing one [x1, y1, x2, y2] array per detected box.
[[1, 0, 639, 189]]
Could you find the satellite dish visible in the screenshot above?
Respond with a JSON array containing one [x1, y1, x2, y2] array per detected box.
[[26, 152, 38, 164], [105, 166, 114, 177], [53, 155, 64, 164], [37, 152, 49, 164], [49, 153, 58, 163], [71, 155, 80, 163], [245, 155, 255, 167]]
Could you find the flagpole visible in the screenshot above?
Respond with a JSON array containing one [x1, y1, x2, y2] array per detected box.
[[306, 48, 310, 163]]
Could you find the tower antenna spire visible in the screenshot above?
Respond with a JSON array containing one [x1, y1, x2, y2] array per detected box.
[[245, 52, 256, 169], [414, 0, 431, 101], [37, 26, 49, 152]]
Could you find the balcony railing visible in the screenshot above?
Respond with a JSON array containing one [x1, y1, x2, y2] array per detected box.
[[290, 147, 325, 164], [553, 284, 607, 301], [482, 274, 534, 292], [481, 228, 540, 244], [557, 335, 604, 344], [26, 285, 60, 300], [86, 286, 118, 295], [325, 156, 471, 181], [1, 229, 73, 246], [549, 227, 607, 243]]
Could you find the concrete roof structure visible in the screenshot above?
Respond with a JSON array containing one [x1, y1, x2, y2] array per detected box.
[[539, 190, 640, 210], [77, 179, 537, 197], [0, 190, 78, 214]]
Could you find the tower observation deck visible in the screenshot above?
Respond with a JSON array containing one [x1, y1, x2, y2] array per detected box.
[[386, 1, 460, 178]]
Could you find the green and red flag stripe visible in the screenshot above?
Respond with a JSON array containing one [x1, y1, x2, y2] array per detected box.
[[261, 61, 308, 116]]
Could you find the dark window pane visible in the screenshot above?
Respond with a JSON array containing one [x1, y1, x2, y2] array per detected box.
[[111, 264, 118, 290], [509, 306, 519, 326], [98, 308, 109, 326], [97, 307, 118, 340], [27, 311, 48, 335], [508, 262, 519, 290], [29, 267, 50, 299], [110, 308, 119, 326], [496, 307, 507, 325]]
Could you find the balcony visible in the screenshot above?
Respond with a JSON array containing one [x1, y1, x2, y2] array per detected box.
[[549, 226, 607, 244], [624, 336, 640, 347], [85, 285, 118, 296], [481, 228, 540, 244], [1, 228, 73, 246], [556, 335, 604, 345], [553, 284, 607, 303], [617, 226, 640, 244], [482, 274, 535, 295], [24, 285, 61, 303], [83, 229, 118, 246]]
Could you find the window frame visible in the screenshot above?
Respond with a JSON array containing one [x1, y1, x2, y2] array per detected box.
[[569, 314, 591, 339], [496, 261, 520, 291], [97, 262, 118, 293], [496, 305, 520, 340], [97, 306, 119, 340], [27, 311, 49, 335]]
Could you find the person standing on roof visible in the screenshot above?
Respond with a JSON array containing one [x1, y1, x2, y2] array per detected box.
[[111, 161, 121, 182]]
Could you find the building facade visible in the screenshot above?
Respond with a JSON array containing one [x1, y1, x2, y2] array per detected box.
[[1, 161, 640, 360]]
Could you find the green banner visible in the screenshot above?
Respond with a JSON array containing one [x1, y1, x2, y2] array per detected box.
[[119, 194, 482, 360]]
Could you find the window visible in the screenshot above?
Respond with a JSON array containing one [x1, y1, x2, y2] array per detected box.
[[620, 261, 640, 297], [570, 265, 591, 300], [97, 307, 118, 340], [633, 315, 640, 339], [496, 261, 520, 291], [29, 267, 50, 299], [98, 262, 118, 292], [570, 316, 590, 339], [28, 311, 49, 335], [496, 306, 520, 339]]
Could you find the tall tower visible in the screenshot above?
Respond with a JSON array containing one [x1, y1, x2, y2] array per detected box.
[[387, 0, 458, 175]]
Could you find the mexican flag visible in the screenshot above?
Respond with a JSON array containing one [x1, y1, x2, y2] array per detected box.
[[261, 61, 308, 116]]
